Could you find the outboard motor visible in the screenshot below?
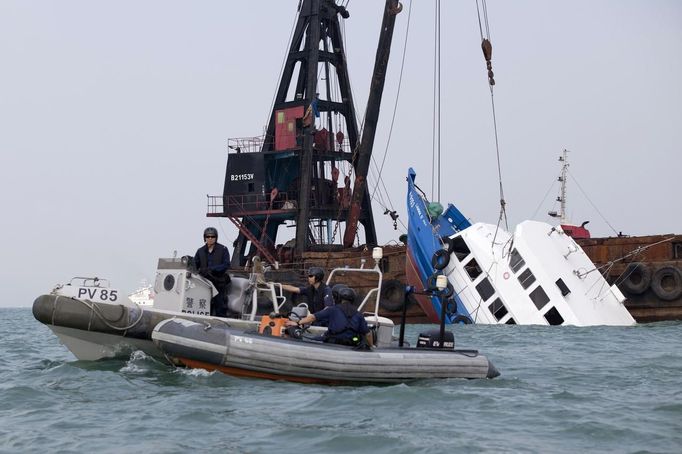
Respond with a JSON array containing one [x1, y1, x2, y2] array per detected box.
[[416, 328, 455, 349]]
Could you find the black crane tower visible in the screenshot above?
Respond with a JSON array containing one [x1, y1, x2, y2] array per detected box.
[[208, 0, 401, 267]]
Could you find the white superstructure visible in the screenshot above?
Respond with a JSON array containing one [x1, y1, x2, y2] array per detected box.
[[441, 220, 635, 326]]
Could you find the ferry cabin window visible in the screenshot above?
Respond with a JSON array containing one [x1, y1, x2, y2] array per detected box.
[[465, 258, 483, 280], [505, 318, 516, 324], [529, 285, 550, 310], [509, 249, 526, 273], [555, 278, 571, 296], [488, 297, 508, 321], [476, 277, 495, 302], [450, 236, 471, 261], [517, 268, 536, 290], [543, 307, 564, 325]]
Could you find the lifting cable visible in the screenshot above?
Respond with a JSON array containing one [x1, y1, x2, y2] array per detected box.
[[431, 0, 441, 202], [476, 0, 509, 235]]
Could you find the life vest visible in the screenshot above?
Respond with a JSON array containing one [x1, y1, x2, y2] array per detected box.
[[196, 244, 229, 273]]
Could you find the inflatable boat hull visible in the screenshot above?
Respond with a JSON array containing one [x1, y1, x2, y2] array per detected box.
[[152, 318, 499, 384], [32, 294, 270, 361]]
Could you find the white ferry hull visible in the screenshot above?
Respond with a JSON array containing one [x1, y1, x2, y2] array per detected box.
[[443, 221, 636, 326]]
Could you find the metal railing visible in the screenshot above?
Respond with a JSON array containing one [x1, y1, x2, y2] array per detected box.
[[227, 136, 265, 154], [207, 192, 298, 216], [226, 134, 354, 154]]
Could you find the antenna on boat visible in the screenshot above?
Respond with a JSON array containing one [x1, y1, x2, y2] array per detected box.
[[548, 149, 569, 224]]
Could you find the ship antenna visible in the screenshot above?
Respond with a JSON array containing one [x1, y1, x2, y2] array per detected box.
[[548, 148, 569, 224], [558, 149, 569, 224]]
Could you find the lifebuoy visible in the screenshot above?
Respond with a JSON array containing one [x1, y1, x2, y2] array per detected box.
[[650, 266, 682, 301], [620, 262, 652, 295], [432, 249, 450, 270], [379, 279, 410, 312], [451, 314, 473, 324]]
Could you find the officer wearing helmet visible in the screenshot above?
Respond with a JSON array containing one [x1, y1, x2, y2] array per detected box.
[[194, 227, 231, 317], [331, 283, 348, 305], [286, 286, 373, 348], [280, 266, 333, 321]]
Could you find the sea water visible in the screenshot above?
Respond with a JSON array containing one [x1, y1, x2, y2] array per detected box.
[[1, 307, 680, 453]]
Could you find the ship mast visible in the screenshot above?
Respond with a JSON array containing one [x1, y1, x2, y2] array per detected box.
[[548, 149, 569, 224]]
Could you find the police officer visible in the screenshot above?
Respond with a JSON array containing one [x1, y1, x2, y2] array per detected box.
[[331, 283, 348, 305], [286, 287, 373, 348], [281, 266, 333, 316], [194, 227, 231, 317]]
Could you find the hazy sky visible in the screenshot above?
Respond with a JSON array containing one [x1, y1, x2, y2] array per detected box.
[[1, 1, 680, 307]]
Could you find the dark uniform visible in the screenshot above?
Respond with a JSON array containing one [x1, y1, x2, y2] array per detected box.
[[194, 242, 231, 317], [296, 283, 333, 314], [313, 293, 369, 346]]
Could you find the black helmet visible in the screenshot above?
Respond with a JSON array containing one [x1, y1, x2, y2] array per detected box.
[[307, 266, 325, 283], [338, 287, 357, 304], [331, 283, 348, 304], [203, 227, 218, 240]]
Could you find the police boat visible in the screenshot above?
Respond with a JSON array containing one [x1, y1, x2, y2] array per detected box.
[[32, 256, 325, 361], [151, 251, 499, 384]]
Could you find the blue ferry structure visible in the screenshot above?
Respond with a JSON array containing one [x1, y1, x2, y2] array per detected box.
[[406, 168, 472, 324]]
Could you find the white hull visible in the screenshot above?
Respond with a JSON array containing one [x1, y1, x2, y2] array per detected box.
[[33, 294, 326, 361], [442, 221, 635, 326], [49, 325, 158, 361]]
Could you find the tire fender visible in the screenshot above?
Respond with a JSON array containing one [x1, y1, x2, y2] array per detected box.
[[379, 279, 411, 312], [432, 249, 450, 270], [451, 314, 473, 324], [445, 237, 457, 253], [620, 262, 652, 295], [650, 266, 682, 301]]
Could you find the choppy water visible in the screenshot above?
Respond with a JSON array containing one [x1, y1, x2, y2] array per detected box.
[[1, 308, 681, 453]]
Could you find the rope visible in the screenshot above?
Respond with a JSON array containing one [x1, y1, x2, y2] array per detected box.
[[69, 297, 146, 332], [578, 236, 676, 279], [567, 169, 620, 236], [437, 0, 442, 202], [531, 178, 559, 220], [431, 0, 440, 200], [476, 0, 508, 247]]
